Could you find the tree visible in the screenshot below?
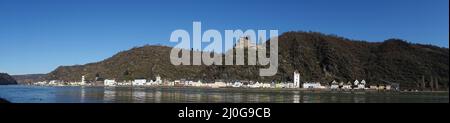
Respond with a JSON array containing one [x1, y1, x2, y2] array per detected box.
[[123, 70, 133, 82]]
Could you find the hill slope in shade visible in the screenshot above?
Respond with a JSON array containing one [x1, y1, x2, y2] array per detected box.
[[0, 73, 18, 85], [43, 32, 448, 90], [12, 74, 47, 84]]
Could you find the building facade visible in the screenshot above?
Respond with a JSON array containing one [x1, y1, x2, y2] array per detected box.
[[294, 71, 300, 88]]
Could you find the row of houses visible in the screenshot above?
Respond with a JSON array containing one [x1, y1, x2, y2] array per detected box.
[[328, 80, 394, 90], [104, 75, 163, 86], [330, 80, 367, 90], [34, 71, 398, 91], [103, 79, 273, 88]]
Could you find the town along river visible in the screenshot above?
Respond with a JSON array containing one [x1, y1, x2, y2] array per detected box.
[[0, 85, 448, 103]]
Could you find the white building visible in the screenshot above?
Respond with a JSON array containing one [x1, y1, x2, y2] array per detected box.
[[232, 81, 243, 88], [261, 83, 272, 88], [185, 80, 194, 86], [249, 82, 262, 88], [49, 80, 58, 85], [117, 81, 131, 86], [81, 76, 86, 85], [132, 79, 147, 86], [342, 82, 352, 89], [386, 85, 392, 90], [369, 85, 378, 90], [145, 80, 154, 86], [155, 75, 162, 84], [174, 80, 181, 85], [294, 71, 301, 88], [360, 80, 366, 85], [190, 80, 204, 87], [34, 81, 47, 86], [356, 80, 366, 89], [210, 82, 227, 88], [378, 85, 385, 90], [330, 80, 339, 89], [354, 80, 359, 86], [302, 82, 324, 89], [104, 79, 117, 86]]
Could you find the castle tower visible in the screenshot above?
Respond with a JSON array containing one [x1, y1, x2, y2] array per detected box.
[[235, 36, 257, 49]]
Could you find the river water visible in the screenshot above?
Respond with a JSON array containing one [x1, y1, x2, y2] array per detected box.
[[0, 85, 448, 103]]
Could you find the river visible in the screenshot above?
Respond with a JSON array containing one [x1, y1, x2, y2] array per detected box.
[[0, 85, 448, 103]]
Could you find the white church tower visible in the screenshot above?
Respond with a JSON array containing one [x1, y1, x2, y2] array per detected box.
[[294, 70, 300, 88], [81, 75, 86, 85]]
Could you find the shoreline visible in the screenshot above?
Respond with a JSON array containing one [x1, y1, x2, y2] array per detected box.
[[5, 84, 449, 93]]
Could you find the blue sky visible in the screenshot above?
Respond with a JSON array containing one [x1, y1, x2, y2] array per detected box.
[[0, 0, 448, 75]]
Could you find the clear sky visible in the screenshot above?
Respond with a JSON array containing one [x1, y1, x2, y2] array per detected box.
[[0, 0, 448, 75]]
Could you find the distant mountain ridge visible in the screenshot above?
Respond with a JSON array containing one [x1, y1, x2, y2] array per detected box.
[[22, 31, 448, 90], [0, 73, 17, 85], [12, 74, 47, 84]]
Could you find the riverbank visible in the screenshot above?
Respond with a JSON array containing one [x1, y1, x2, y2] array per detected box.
[[14, 84, 450, 93], [0, 85, 448, 103]]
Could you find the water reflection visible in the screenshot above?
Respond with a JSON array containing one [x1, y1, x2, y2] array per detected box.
[[293, 91, 300, 103], [104, 87, 115, 102], [50, 87, 449, 103], [0, 85, 448, 103], [80, 87, 85, 103], [132, 89, 146, 103], [353, 96, 366, 103]]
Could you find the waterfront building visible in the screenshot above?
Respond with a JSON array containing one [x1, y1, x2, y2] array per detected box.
[[34, 81, 47, 86], [386, 85, 392, 90], [369, 85, 378, 90], [167, 81, 175, 86], [302, 82, 324, 89], [339, 81, 344, 88], [145, 80, 154, 86], [132, 79, 147, 86], [226, 82, 233, 87], [104, 79, 117, 86], [360, 80, 366, 85], [356, 80, 366, 89], [190, 80, 203, 87], [354, 80, 359, 86], [294, 71, 301, 88], [154, 74, 162, 85], [174, 80, 182, 86], [117, 81, 131, 86], [249, 81, 262, 88], [81, 76, 86, 85], [262, 83, 272, 88], [330, 80, 339, 89], [211, 81, 227, 88], [378, 85, 385, 90], [342, 82, 352, 89], [232, 81, 243, 88], [48, 80, 58, 85]]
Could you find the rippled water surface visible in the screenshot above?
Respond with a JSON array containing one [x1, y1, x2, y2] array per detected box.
[[0, 85, 448, 103]]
